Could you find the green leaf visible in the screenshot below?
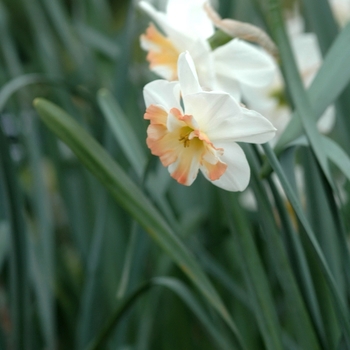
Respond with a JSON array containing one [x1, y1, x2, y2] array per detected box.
[[87, 277, 232, 350], [322, 136, 350, 182], [262, 142, 350, 345], [222, 192, 284, 350], [274, 22, 350, 154], [97, 89, 147, 178], [301, 0, 338, 55], [0, 125, 31, 349], [243, 146, 320, 349], [76, 23, 119, 59], [302, 149, 342, 348], [33, 98, 246, 350], [267, 0, 332, 187]]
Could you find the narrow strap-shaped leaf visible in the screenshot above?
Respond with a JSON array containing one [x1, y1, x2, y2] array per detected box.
[[262, 143, 350, 344], [34, 98, 246, 350], [274, 22, 350, 155], [267, 0, 333, 188], [86, 277, 232, 350], [0, 126, 31, 349], [97, 89, 147, 178], [301, 0, 339, 55], [273, 147, 326, 345], [246, 146, 321, 349], [41, 0, 89, 79], [222, 192, 284, 350], [322, 136, 350, 183], [76, 191, 109, 350], [0, 74, 46, 112]]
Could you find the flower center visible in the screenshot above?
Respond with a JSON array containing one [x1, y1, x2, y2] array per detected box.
[[179, 127, 193, 148]]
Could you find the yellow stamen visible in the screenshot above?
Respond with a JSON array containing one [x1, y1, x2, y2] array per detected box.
[[179, 127, 193, 148]]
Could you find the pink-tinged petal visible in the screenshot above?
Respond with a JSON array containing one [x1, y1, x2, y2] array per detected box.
[[143, 80, 181, 110], [213, 39, 276, 88], [140, 23, 180, 80], [201, 157, 227, 181], [146, 124, 167, 146], [201, 142, 250, 191], [166, 0, 214, 39], [168, 108, 199, 131], [146, 125, 179, 165], [183, 91, 241, 132], [144, 105, 168, 126], [194, 131, 227, 180], [167, 137, 203, 185], [178, 52, 202, 96]]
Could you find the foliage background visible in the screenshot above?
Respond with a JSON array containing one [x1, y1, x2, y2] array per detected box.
[[1, 0, 350, 349]]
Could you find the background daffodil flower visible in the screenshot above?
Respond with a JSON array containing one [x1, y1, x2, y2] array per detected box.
[[139, 0, 276, 101], [143, 52, 276, 191], [241, 13, 336, 142]]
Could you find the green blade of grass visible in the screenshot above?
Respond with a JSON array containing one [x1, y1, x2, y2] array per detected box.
[[33, 97, 246, 350]]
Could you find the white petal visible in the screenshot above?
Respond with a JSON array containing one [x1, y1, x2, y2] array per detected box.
[[207, 107, 277, 143], [178, 52, 202, 96], [213, 72, 241, 101], [143, 80, 181, 110], [183, 91, 241, 131], [166, 0, 214, 39], [139, 1, 169, 33], [201, 142, 250, 191], [317, 105, 336, 134], [187, 39, 215, 89], [213, 39, 276, 88], [139, 1, 195, 52], [291, 33, 321, 80]]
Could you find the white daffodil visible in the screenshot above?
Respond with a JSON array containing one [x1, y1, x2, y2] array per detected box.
[[241, 15, 335, 141], [139, 0, 276, 101], [143, 52, 276, 191], [330, 0, 350, 26]]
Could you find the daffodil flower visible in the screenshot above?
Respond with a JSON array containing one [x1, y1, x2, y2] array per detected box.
[[139, 0, 276, 101], [143, 52, 276, 191], [242, 15, 335, 140], [330, 0, 350, 26]]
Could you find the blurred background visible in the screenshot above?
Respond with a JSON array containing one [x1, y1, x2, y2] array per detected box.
[[1, 0, 350, 349]]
